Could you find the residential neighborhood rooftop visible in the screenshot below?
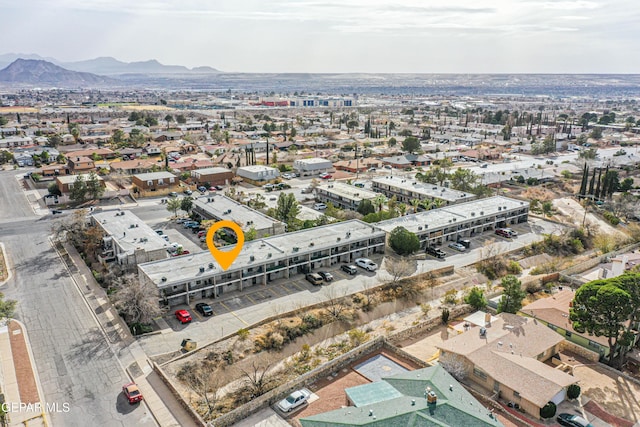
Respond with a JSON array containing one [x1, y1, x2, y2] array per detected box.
[[372, 175, 476, 202]]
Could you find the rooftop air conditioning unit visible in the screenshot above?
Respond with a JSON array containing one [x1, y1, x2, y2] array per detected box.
[[250, 255, 255, 261], [199, 266, 205, 273], [161, 277, 167, 282], [208, 263, 214, 269], [135, 224, 139, 227], [498, 207, 502, 211], [418, 226, 423, 230], [130, 224, 135, 228]]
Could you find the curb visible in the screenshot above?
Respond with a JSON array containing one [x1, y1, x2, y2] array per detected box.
[[0, 242, 13, 287]]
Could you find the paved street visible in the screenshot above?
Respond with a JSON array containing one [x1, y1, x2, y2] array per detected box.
[[0, 170, 155, 427]]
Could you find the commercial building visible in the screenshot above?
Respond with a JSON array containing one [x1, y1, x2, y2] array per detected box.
[[132, 171, 180, 196], [190, 167, 234, 187], [191, 195, 286, 238], [372, 176, 476, 205], [376, 196, 529, 248], [316, 182, 378, 211], [137, 220, 385, 306], [293, 158, 333, 176], [91, 210, 169, 268], [236, 165, 279, 185]]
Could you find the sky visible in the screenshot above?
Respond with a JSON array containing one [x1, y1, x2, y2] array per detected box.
[[1, 0, 639, 73]]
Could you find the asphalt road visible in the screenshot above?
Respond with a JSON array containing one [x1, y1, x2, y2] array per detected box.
[[0, 170, 155, 427]]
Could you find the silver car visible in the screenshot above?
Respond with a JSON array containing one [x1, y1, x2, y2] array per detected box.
[[277, 389, 310, 412], [448, 242, 466, 252]]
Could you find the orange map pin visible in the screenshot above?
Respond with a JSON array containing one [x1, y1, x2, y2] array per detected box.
[[205, 220, 245, 270]]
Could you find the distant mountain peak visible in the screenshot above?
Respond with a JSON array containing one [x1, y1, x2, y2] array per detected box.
[[0, 59, 114, 87]]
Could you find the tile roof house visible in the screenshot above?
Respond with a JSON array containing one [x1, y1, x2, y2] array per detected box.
[[520, 289, 613, 360], [300, 364, 503, 427], [437, 312, 577, 419]]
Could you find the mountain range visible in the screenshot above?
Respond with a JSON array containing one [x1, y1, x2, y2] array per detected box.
[[0, 59, 115, 86], [0, 53, 220, 75]]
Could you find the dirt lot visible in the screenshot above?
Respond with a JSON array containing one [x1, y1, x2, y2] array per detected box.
[[573, 362, 640, 423]]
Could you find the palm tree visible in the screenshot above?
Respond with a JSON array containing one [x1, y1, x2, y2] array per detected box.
[[410, 199, 420, 213], [373, 195, 387, 213], [420, 199, 432, 211], [432, 199, 445, 209], [398, 203, 407, 216]]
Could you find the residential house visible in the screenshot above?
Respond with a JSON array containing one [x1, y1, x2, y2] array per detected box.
[[301, 364, 503, 427], [132, 172, 180, 197], [381, 154, 431, 169], [190, 167, 234, 187], [437, 312, 578, 419], [67, 156, 96, 174], [56, 173, 105, 194], [110, 159, 156, 175], [334, 158, 381, 173]]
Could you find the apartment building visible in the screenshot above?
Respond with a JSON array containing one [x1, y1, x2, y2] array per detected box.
[[316, 182, 378, 211], [92, 210, 169, 268], [131, 171, 180, 196], [191, 194, 286, 238], [376, 196, 529, 248], [372, 176, 476, 205], [137, 220, 385, 306]]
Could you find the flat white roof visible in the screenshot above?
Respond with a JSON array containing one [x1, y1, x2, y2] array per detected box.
[[295, 157, 333, 165], [318, 182, 378, 202], [133, 171, 177, 181], [376, 196, 529, 234], [57, 173, 103, 184], [237, 165, 278, 173], [191, 167, 232, 176], [372, 176, 475, 202], [139, 219, 385, 286], [92, 210, 168, 254], [192, 195, 284, 232]]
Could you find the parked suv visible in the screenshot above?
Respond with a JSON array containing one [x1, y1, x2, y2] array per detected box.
[[426, 246, 446, 258], [355, 258, 378, 271], [341, 264, 358, 275], [314, 203, 327, 210], [495, 228, 514, 238], [305, 273, 323, 286]]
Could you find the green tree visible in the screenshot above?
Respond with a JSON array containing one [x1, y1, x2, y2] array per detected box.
[[388, 226, 420, 255], [541, 201, 553, 217], [0, 150, 14, 164], [176, 114, 187, 124], [166, 198, 182, 217], [464, 287, 487, 310], [449, 169, 479, 192], [70, 175, 88, 203], [590, 127, 603, 140], [567, 384, 581, 400], [0, 292, 17, 322], [570, 279, 634, 367], [357, 199, 375, 216], [86, 171, 104, 200], [619, 178, 634, 192], [388, 137, 397, 147], [47, 182, 62, 196], [497, 275, 526, 314], [274, 193, 300, 225], [245, 226, 257, 241], [48, 134, 63, 147], [111, 129, 125, 144], [0, 116, 7, 126], [401, 136, 420, 154], [180, 196, 193, 213], [578, 148, 597, 160]]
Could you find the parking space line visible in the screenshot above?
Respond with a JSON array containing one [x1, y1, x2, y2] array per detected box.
[[290, 281, 306, 291], [192, 310, 203, 321], [279, 284, 291, 295], [219, 301, 249, 326], [245, 294, 257, 305], [269, 286, 284, 297]]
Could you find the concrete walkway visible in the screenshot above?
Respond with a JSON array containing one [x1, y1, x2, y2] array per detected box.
[[0, 320, 47, 427]]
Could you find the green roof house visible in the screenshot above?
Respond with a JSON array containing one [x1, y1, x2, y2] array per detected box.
[[300, 364, 503, 427]]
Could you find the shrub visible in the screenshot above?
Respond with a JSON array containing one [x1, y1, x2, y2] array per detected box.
[[603, 211, 620, 226], [348, 329, 370, 346], [441, 289, 458, 305], [237, 328, 250, 340], [540, 402, 557, 419], [506, 260, 522, 275], [441, 308, 450, 324], [129, 323, 153, 335], [567, 384, 581, 399], [420, 303, 431, 317], [464, 287, 487, 310], [525, 281, 542, 294]]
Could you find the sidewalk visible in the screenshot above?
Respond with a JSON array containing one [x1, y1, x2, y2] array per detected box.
[[0, 320, 47, 427], [54, 239, 197, 427]]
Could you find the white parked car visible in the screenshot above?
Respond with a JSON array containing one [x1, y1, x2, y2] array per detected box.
[[355, 258, 377, 271], [314, 203, 327, 210], [282, 173, 293, 180], [448, 242, 466, 252], [277, 389, 311, 412]]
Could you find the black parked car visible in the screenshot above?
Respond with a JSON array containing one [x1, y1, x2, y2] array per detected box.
[[195, 303, 213, 316], [426, 246, 446, 259], [318, 271, 334, 282]]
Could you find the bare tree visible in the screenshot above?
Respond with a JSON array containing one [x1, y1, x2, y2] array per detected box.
[[322, 286, 349, 320], [438, 354, 469, 381], [384, 258, 416, 287], [240, 360, 274, 397], [425, 272, 441, 300], [177, 363, 220, 419], [111, 274, 163, 325]]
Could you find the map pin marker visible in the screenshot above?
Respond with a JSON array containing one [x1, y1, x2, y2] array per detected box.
[[205, 220, 245, 271]]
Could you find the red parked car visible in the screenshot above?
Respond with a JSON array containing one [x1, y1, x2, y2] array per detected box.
[[175, 309, 192, 323], [122, 382, 143, 404], [320, 173, 332, 179]]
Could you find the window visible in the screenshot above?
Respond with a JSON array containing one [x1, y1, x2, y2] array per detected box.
[[169, 178, 175, 183], [473, 368, 487, 380], [513, 391, 520, 398], [588, 340, 600, 349], [565, 331, 572, 338], [547, 324, 557, 331]]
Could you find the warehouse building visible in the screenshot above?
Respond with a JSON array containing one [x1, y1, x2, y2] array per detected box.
[[137, 220, 385, 306], [293, 157, 333, 176], [236, 165, 279, 185]]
